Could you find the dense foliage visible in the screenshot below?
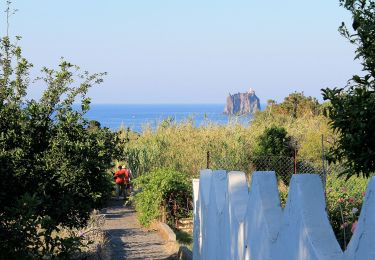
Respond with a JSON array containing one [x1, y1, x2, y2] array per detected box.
[[322, 0, 375, 178], [253, 125, 297, 184], [133, 168, 192, 227], [267, 92, 321, 119], [0, 36, 115, 258], [255, 125, 295, 157]]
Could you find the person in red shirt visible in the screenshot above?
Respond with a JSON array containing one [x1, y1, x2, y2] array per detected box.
[[123, 163, 133, 200], [114, 165, 126, 200]]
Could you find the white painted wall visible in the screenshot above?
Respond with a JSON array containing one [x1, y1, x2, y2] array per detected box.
[[343, 177, 375, 260], [197, 169, 212, 260], [206, 170, 228, 260], [227, 171, 248, 260], [192, 178, 200, 260], [244, 171, 282, 260], [193, 172, 375, 260], [271, 174, 342, 260]]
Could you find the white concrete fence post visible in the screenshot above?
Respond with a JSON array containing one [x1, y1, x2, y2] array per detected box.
[[193, 171, 375, 260]]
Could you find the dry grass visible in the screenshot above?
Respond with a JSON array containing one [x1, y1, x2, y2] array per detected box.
[[56, 210, 110, 260], [74, 210, 110, 260]]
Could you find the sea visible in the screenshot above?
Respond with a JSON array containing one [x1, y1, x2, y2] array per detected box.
[[84, 104, 263, 132]]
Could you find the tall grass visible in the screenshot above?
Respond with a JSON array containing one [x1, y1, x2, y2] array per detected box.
[[120, 112, 333, 178]]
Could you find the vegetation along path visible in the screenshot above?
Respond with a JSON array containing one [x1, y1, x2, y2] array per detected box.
[[102, 199, 175, 260]]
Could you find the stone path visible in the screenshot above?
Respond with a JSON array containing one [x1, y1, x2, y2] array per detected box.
[[102, 199, 175, 260]]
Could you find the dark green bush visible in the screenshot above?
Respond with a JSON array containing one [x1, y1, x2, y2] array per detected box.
[[255, 125, 295, 157], [322, 0, 375, 178], [0, 35, 115, 258]]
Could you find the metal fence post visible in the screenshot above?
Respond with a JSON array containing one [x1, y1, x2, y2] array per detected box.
[[207, 151, 210, 169], [294, 150, 297, 174], [321, 134, 327, 196]]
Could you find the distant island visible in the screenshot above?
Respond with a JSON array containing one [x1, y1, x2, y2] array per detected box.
[[224, 88, 261, 115]]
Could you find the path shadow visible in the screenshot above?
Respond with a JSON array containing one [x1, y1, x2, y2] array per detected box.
[[101, 199, 135, 214], [106, 229, 177, 260], [103, 198, 178, 259]]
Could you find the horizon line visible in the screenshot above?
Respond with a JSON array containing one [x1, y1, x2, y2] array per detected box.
[[86, 103, 227, 105], [81, 102, 268, 105]]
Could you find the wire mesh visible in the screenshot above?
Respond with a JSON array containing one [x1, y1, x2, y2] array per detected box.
[[250, 156, 295, 185], [248, 156, 347, 186]]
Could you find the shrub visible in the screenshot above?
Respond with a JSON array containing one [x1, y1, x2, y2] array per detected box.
[[0, 34, 115, 257], [0, 193, 83, 258], [326, 173, 369, 249], [255, 125, 296, 157], [133, 168, 192, 227]]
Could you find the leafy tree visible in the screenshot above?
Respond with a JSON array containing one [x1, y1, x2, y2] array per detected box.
[[266, 92, 321, 118], [322, 0, 375, 178], [0, 33, 115, 258]]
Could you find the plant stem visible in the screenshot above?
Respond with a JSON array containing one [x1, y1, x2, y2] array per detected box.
[[339, 203, 347, 250]]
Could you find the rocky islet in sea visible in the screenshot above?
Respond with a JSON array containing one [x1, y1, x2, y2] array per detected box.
[[224, 88, 261, 115]]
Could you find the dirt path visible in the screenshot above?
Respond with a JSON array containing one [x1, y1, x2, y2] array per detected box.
[[102, 199, 175, 260]]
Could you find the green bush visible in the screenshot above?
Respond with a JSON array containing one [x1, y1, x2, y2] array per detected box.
[[0, 193, 83, 259], [255, 125, 295, 157], [0, 35, 115, 258], [133, 168, 192, 227]]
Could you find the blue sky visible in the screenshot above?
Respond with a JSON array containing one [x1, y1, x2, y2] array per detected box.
[[4, 0, 361, 104]]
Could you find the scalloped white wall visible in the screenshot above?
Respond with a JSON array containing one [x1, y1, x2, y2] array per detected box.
[[193, 171, 375, 260]]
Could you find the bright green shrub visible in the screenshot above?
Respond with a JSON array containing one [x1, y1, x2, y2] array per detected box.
[[133, 169, 192, 227]]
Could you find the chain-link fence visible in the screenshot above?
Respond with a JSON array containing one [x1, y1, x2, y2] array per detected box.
[[252, 156, 347, 187], [206, 152, 346, 189]]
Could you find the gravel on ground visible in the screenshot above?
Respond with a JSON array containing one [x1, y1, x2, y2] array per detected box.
[[102, 199, 176, 260]]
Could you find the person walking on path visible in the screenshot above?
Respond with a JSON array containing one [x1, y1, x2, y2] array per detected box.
[[114, 165, 126, 200], [123, 163, 132, 200]]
